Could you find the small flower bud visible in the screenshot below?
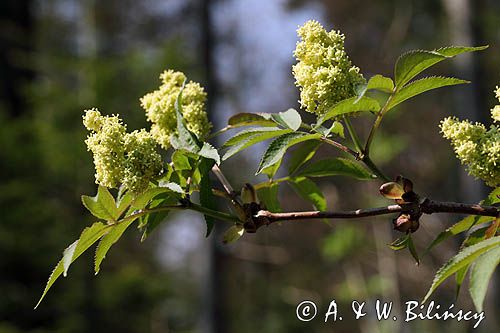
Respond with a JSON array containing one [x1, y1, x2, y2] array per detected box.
[[393, 214, 412, 233], [393, 213, 420, 233], [379, 182, 404, 200]]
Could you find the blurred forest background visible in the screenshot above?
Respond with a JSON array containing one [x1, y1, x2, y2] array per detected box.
[[0, 0, 499, 332]]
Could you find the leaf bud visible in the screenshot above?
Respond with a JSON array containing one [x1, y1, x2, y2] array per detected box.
[[379, 182, 404, 199], [241, 183, 258, 204]]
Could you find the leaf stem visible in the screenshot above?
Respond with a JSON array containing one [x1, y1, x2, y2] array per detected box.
[[187, 202, 240, 222], [253, 177, 290, 190], [319, 136, 360, 159], [364, 91, 396, 155], [125, 202, 239, 224], [362, 156, 391, 182], [343, 116, 363, 153], [319, 135, 390, 181], [300, 123, 313, 131]]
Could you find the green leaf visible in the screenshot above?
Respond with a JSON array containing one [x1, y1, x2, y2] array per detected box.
[[170, 83, 202, 153], [227, 112, 275, 128], [388, 235, 409, 250], [462, 226, 489, 248], [35, 222, 110, 309], [223, 127, 285, 147], [366, 74, 395, 92], [394, 46, 487, 88], [270, 108, 302, 131], [198, 142, 221, 165], [199, 157, 216, 236], [171, 109, 202, 153], [159, 181, 184, 194], [116, 191, 134, 218], [407, 234, 420, 265], [288, 140, 322, 175], [435, 45, 488, 57], [469, 245, 500, 311], [296, 158, 375, 180], [355, 74, 395, 101], [81, 186, 119, 221], [387, 76, 469, 110], [257, 182, 281, 212], [127, 187, 174, 214], [423, 236, 500, 303], [316, 97, 380, 127], [455, 264, 469, 300], [261, 158, 282, 179], [425, 215, 493, 254], [483, 187, 500, 205], [140, 194, 178, 241], [140, 210, 170, 242], [289, 177, 327, 211], [222, 225, 245, 244], [329, 121, 345, 138], [256, 133, 321, 175], [172, 150, 192, 170], [94, 217, 139, 274], [222, 129, 292, 161], [395, 50, 446, 88], [313, 122, 345, 138]]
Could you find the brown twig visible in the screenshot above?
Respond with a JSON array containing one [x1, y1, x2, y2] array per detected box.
[[253, 199, 499, 226], [320, 137, 360, 159]]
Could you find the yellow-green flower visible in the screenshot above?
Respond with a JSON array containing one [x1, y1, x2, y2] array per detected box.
[[292, 20, 365, 115], [83, 109, 163, 192], [440, 87, 500, 187], [491, 86, 500, 122], [140, 70, 212, 149], [122, 129, 164, 193]]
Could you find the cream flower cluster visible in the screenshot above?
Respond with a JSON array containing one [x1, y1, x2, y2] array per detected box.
[[440, 87, 500, 187], [491, 86, 500, 122], [140, 70, 212, 149], [83, 108, 163, 192], [292, 20, 365, 115]]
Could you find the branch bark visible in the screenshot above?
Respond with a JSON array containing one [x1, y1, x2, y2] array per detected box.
[[254, 199, 499, 224]]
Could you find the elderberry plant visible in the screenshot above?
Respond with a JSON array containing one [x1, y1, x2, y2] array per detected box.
[[36, 20, 499, 313]]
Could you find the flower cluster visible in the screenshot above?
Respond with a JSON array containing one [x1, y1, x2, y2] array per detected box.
[[292, 20, 365, 115], [440, 87, 500, 187], [83, 109, 163, 192], [491, 86, 500, 122], [140, 70, 212, 149]]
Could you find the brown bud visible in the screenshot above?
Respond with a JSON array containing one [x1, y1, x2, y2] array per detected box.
[[393, 213, 420, 233], [393, 214, 412, 233], [401, 191, 419, 203], [410, 219, 420, 233], [395, 175, 413, 192], [380, 182, 404, 199]]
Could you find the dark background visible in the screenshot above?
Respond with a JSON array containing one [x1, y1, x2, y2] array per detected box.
[[0, 0, 499, 332]]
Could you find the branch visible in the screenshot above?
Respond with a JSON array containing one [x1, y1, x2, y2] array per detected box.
[[254, 199, 499, 224], [319, 137, 360, 159], [319, 135, 391, 181], [211, 164, 242, 206], [364, 90, 396, 155]]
